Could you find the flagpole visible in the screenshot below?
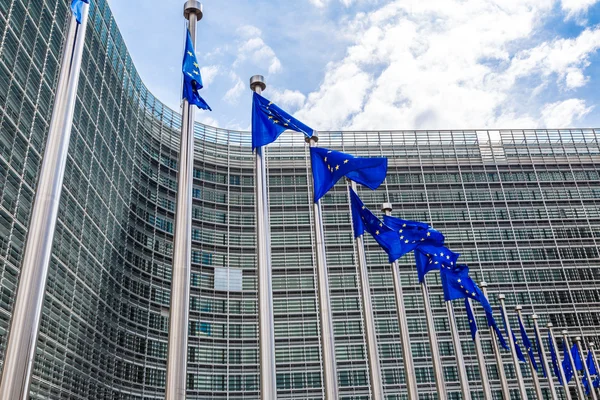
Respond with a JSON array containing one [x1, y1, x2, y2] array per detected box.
[[515, 306, 543, 400], [165, 3, 203, 399], [347, 181, 384, 400], [590, 343, 600, 397], [577, 337, 598, 400], [420, 278, 447, 400], [446, 301, 471, 400], [563, 331, 585, 399], [468, 298, 492, 400], [0, 3, 89, 399], [531, 315, 558, 400], [381, 204, 418, 400], [250, 75, 277, 400], [498, 295, 528, 398], [307, 135, 339, 400], [548, 323, 572, 400], [481, 283, 509, 400]]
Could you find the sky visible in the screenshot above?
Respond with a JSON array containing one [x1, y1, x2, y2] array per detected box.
[[108, 0, 600, 131]]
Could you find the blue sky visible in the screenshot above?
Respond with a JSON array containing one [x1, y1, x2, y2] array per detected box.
[[108, 0, 600, 130]]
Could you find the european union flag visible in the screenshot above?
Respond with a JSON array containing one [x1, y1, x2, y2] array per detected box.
[[383, 216, 445, 249], [71, 0, 89, 24], [182, 30, 211, 111], [518, 314, 538, 370], [310, 147, 387, 202], [465, 299, 477, 341], [486, 310, 509, 350], [572, 344, 584, 371], [548, 331, 563, 384], [563, 341, 574, 383], [349, 189, 403, 263], [414, 244, 459, 282], [500, 306, 526, 363], [533, 323, 547, 377], [252, 92, 313, 150], [439, 264, 493, 315], [588, 351, 600, 388]]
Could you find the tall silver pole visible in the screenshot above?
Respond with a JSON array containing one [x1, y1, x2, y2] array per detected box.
[[251, 75, 277, 400], [532, 315, 558, 400], [420, 280, 446, 400], [481, 283, 509, 400], [590, 343, 600, 398], [548, 324, 572, 400], [307, 135, 339, 400], [0, 5, 89, 399], [563, 331, 585, 399], [515, 306, 543, 400], [577, 337, 598, 400], [348, 181, 384, 400], [468, 298, 492, 400], [165, 3, 203, 399], [498, 295, 527, 399], [381, 204, 418, 400], [446, 302, 471, 400]]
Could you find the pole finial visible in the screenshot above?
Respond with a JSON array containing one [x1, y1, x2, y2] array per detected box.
[[532, 314, 538, 319], [183, 1, 203, 20], [498, 294, 505, 300], [480, 281, 487, 288], [562, 330, 568, 335], [547, 322, 553, 328], [515, 305, 522, 311], [381, 203, 393, 213], [250, 75, 266, 92]]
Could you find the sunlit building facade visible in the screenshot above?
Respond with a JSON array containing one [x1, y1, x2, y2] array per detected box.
[[1, 0, 599, 399]]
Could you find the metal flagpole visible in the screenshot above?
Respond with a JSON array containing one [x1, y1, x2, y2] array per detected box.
[[446, 302, 471, 400], [347, 181, 384, 400], [515, 306, 543, 400], [420, 280, 446, 400], [251, 75, 277, 400], [481, 283, 509, 400], [577, 337, 598, 400], [548, 323, 572, 400], [306, 135, 339, 400], [590, 343, 600, 398], [381, 204, 418, 400], [531, 315, 558, 400], [165, 3, 203, 399], [468, 298, 492, 400], [563, 331, 585, 399], [498, 295, 527, 399], [0, 3, 89, 399]]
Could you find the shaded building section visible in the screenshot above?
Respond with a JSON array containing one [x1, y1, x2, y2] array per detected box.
[[0, 0, 600, 399]]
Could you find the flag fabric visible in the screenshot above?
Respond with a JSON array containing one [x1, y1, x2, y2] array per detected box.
[[251, 92, 312, 149], [548, 331, 563, 385], [310, 147, 387, 202], [349, 188, 403, 263], [533, 323, 547, 378], [486, 310, 509, 350], [563, 341, 574, 383], [182, 30, 211, 111], [587, 351, 600, 388], [382, 215, 445, 249], [572, 344, 584, 371], [71, 0, 89, 24], [414, 244, 459, 282], [518, 314, 538, 370], [465, 299, 477, 341], [500, 306, 526, 363], [439, 264, 493, 315]]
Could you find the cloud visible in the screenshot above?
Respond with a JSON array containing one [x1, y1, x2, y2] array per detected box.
[[235, 25, 282, 74], [294, 0, 600, 130], [200, 65, 220, 86], [561, 0, 599, 19], [197, 115, 220, 128], [223, 73, 245, 104], [269, 89, 307, 110], [540, 99, 593, 127]]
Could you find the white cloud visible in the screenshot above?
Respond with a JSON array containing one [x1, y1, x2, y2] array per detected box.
[[540, 99, 593, 127], [269, 89, 307, 110], [223, 73, 245, 104], [561, 0, 599, 19], [294, 0, 600, 130], [197, 115, 220, 128], [235, 25, 282, 74], [200, 65, 220, 86]]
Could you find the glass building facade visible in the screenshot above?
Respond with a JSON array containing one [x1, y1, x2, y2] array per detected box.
[[1, 0, 599, 399]]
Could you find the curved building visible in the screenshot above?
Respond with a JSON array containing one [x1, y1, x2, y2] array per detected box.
[[1, 0, 600, 399]]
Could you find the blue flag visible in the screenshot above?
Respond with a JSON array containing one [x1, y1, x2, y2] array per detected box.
[[548, 331, 563, 385], [588, 351, 598, 376], [500, 306, 526, 363], [349, 189, 403, 263], [563, 341, 574, 383], [518, 314, 538, 371], [533, 323, 547, 378], [383, 216, 445, 250], [71, 0, 89, 24], [439, 264, 493, 316], [252, 92, 313, 149], [487, 310, 509, 350], [572, 344, 584, 371], [182, 31, 211, 111], [465, 299, 477, 341], [414, 244, 459, 282], [310, 147, 387, 202]]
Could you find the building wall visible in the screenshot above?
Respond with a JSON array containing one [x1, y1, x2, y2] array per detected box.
[[0, 0, 599, 399]]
